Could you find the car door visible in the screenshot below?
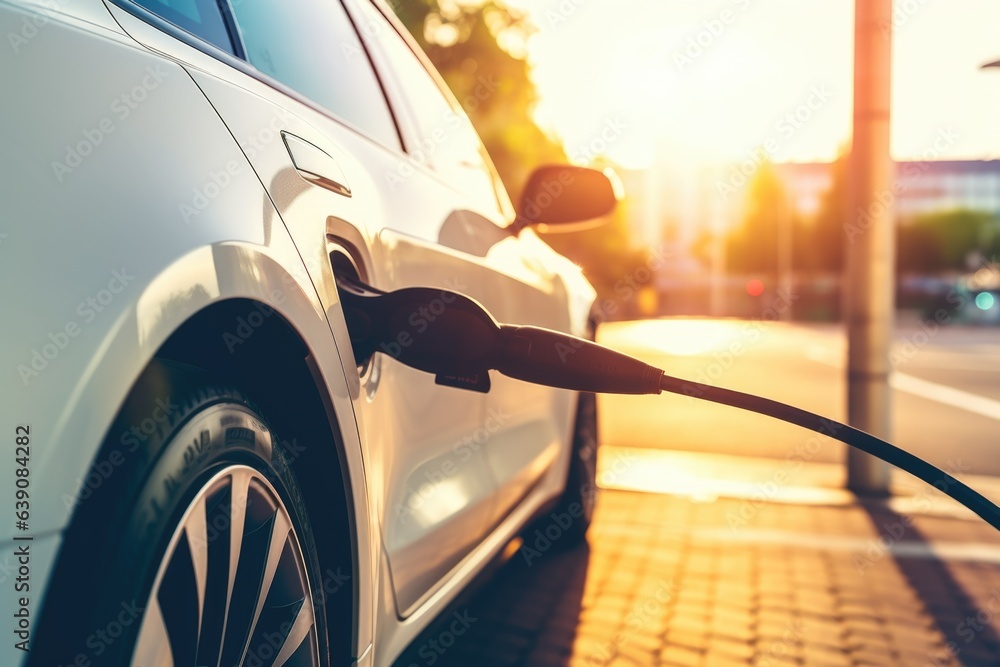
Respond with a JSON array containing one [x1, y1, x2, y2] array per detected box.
[[348, 2, 578, 532], [103, 0, 498, 620]]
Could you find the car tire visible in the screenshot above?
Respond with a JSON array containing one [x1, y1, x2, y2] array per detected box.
[[31, 361, 330, 667]]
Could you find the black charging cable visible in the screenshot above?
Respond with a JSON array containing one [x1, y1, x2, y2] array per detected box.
[[338, 279, 1000, 531], [657, 375, 1000, 531]]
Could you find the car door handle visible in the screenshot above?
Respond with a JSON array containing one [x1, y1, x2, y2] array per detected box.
[[282, 132, 352, 198]]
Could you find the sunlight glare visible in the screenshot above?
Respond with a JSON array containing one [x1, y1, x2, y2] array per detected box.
[[601, 319, 748, 358]]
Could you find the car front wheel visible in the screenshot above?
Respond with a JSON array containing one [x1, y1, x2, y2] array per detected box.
[[131, 462, 323, 667], [32, 363, 329, 667]]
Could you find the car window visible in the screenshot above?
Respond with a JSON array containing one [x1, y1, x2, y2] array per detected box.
[[353, 1, 505, 215], [131, 0, 236, 53], [227, 0, 401, 150]]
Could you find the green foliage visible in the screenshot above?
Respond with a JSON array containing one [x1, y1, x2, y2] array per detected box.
[[390, 1, 565, 203], [725, 160, 788, 274], [798, 151, 1000, 273], [726, 157, 849, 275], [389, 1, 639, 300], [899, 209, 1000, 271], [539, 194, 649, 297], [805, 152, 848, 272]]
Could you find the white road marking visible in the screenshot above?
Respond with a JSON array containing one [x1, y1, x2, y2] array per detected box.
[[805, 345, 1000, 422], [898, 355, 1000, 372], [891, 373, 1000, 423]]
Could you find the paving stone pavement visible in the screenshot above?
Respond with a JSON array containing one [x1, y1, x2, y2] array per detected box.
[[392, 488, 1000, 667]]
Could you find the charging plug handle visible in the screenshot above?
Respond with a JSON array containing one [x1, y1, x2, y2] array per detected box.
[[337, 276, 1000, 532], [497, 326, 662, 394], [337, 276, 662, 393], [338, 278, 502, 376]]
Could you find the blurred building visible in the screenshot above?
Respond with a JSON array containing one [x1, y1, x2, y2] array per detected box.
[[617, 157, 1000, 318], [776, 159, 1000, 220]]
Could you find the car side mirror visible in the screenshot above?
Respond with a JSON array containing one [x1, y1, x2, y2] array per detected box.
[[514, 165, 622, 234]]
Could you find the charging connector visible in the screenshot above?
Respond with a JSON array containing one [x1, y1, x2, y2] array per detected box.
[[336, 277, 1000, 531], [337, 276, 662, 393]]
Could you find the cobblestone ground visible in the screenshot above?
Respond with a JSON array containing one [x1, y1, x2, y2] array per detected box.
[[392, 489, 1000, 667]]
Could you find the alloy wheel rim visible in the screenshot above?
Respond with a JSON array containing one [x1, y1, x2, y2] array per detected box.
[[132, 465, 321, 667]]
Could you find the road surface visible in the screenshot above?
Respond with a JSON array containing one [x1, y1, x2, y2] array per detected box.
[[597, 318, 1000, 477]]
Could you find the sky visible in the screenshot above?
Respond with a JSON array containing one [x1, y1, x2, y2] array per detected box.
[[503, 0, 1000, 170]]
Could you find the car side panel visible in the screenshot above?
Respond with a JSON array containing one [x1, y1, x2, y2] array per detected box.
[[0, 3, 373, 661], [100, 0, 506, 622], [344, 0, 591, 545]]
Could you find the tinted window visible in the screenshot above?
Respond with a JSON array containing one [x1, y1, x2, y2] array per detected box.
[[354, 2, 504, 214], [228, 0, 400, 149], [131, 0, 235, 53]]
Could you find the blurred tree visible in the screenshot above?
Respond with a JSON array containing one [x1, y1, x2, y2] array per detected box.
[[390, 0, 565, 204], [897, 222, 943, 272], [720, 147, 1000, 280], [806, 151, 999, 274], [899, 210, 1000, 271], [538, 189, 647, 299], [390, 1, 643, 305], [804, 151, 848, 272], [725, 160, 787, 276]]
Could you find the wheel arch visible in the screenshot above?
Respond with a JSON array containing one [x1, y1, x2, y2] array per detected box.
[[31, 242, 373, 665], [154, 297, 363, 667]]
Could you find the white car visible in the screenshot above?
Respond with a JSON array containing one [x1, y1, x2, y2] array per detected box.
[[0, 0, 617, 665]]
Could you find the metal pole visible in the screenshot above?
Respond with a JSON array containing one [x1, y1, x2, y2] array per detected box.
[[846, 0, 894, 494]]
